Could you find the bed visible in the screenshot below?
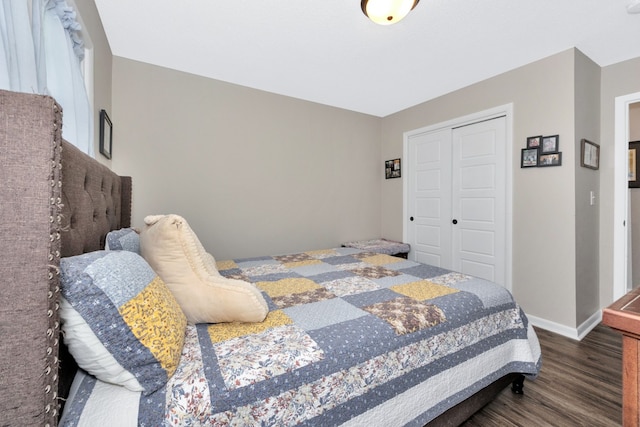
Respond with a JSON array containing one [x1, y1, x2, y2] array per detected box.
[[0, 89, 541, 427]]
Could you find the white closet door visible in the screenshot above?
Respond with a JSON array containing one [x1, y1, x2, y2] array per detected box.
[[406, 128, 452, 267], [451, 117, 506, 284]]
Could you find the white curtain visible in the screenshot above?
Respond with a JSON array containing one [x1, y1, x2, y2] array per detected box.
[[0, 0, 38, 92], [0, 0, 93, 156]]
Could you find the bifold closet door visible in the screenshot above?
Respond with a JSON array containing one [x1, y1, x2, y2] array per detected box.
[[407, 116, 506, 286]]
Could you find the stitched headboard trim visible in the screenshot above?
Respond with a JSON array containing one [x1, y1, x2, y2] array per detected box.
[[45, 102, 63, 426]]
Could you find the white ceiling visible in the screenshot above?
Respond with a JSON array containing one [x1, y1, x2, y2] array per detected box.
[[94, 0, 640, 117]]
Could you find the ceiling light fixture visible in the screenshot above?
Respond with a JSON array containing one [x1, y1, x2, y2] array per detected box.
[[361, 0, 420, 25], [628, 0, 640, 14]]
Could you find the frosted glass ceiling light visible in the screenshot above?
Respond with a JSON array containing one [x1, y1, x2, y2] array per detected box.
[[361, 0, 420, 25]]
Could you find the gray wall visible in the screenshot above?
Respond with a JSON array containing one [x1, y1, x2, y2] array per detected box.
[[380, 49, 579, 328], [574, 51, 601, 326], [111, 58, 382, 260]]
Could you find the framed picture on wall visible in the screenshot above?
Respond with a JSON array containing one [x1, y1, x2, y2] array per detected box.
[[99, 109, 113, 159], [630, 141, 640, 188], [526, 135, 542, 149], [538, 152, 562, 167], [521, 148, 538, 168], [385, 158, 401, 179], [580, 139, 600, 170], [541, 135, 559, 153]]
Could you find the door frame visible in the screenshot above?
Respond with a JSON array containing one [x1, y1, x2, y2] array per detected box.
[[614, 92, 640, 300], [403, 103, 514, 291]]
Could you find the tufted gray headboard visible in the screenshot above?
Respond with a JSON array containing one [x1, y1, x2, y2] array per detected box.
[[60, 138, 132, 257], [0, 89, 131, 426]]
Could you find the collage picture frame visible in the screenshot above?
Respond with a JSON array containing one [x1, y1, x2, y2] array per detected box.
[[521, 134, 561, 168], [385, 158, 401, 179]]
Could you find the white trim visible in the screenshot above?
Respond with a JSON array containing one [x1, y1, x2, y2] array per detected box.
[[527, 310, 602, 341], [402, 104, 513, 291], [576, 310, 605, 340], [614, 92, 640, 300]]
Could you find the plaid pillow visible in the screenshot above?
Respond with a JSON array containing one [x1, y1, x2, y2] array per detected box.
[[60, 250, 186, 394]]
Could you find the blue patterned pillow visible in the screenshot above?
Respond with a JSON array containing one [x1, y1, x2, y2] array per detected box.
[[105, 227, 140, 253], [60, 251, 187, 394]]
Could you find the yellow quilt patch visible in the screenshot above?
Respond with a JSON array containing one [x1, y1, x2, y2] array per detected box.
[[257, 278, 321, 297], [305, 249, 339, 257], [284, 259, 323, 268], [118, 277, 187, 377], [208, 310, 292, 343], [361, 254, 403, 266], [216, 260, 238, 271], [391, 280, 459, 301]]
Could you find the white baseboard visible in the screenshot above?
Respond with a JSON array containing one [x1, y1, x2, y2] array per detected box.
[[576, 311, 604, 340], [527, 310, 603, 341]]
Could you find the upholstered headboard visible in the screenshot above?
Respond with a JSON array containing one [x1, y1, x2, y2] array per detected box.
[[60, 137, 132, 257], [0, 90, 131, 426]]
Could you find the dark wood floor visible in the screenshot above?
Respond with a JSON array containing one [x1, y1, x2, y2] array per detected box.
[[462, 324, 623, 426]]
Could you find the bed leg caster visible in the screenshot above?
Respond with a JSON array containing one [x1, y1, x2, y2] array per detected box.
[[511, 374, 525, 395]]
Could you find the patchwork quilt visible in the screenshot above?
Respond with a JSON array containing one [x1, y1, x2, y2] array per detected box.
[[61, 247, 541, 427]]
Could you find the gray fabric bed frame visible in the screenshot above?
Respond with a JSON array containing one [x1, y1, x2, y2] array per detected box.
[[0, 89, 131, 426], [0, 88, 518, 427]]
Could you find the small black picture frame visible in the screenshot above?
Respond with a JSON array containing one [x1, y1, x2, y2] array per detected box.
[[385, 158, 401, 179], [541, 134, 559, 154], [99, 109, 113, 159], [526, 135, 542, 149], [538, 152, 562, 167], [521, 148, 538, 168]]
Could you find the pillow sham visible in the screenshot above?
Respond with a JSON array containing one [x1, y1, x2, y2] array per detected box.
[[105, 227, 140, 253], [60, 250, 187, 394], [139, 214, 269, 324]]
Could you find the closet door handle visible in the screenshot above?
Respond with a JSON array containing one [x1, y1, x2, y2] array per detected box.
[[410, 217, 414, 221], [452, 219, 458, 224]]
